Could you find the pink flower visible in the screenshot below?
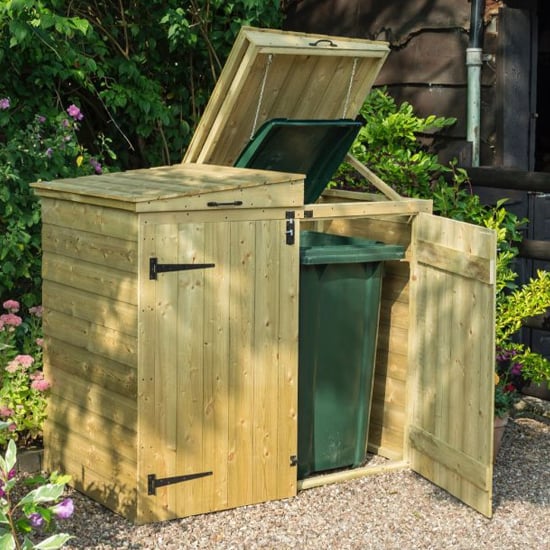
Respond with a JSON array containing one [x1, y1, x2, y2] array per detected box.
[[0, 407, 14, 417], [15, 354, 34, 368], [2, 300, 19, 313], [31, 378, 51, 392], [0, 313, 22, 328], [36, 338, 44, 347], [0, 98, 10, 110], [8, 423, 16, 432], [5, 361, 19, 373], [67, 104, 83, 121], [29, 305, 43, 317]]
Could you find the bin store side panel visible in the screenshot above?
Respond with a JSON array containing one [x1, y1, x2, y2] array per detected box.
[[322, 216, 412, 461], [40, 198, 140, 521], [137, 217, 298, 523]]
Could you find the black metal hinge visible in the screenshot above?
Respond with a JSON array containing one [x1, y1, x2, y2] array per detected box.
[[149, 257, 215, 280], [285, 211, 295, 245], [290, 455, 298, 467], [147, 471, 212, 495]]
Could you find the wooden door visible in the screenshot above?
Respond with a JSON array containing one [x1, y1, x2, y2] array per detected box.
[[408, 213, 496, 517], [137, 217, 299, 523]]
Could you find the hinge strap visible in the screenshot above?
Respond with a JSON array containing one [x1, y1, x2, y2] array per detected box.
[[148, 471, 212, 495], [149, 258, 215, 280]]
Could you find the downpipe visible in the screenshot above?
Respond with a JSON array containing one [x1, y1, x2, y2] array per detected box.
[[466, 47, 483, 166], [467, 0, 485, 167]]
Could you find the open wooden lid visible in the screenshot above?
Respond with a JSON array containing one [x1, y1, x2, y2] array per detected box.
[[184, 27, 389, 167]]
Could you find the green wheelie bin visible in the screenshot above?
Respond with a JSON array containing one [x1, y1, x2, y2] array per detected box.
[[298, 231, 404, 479]]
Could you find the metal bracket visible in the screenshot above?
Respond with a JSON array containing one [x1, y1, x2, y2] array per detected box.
[[290, 455, 298, 467], [148, 471, 212, 495], [149, 258, 215, 280], [285, 211, 295, 245]]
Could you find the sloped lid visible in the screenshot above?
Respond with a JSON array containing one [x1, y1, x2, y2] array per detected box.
[[184, 26, 389, 167], [234, 118, 362, 204]]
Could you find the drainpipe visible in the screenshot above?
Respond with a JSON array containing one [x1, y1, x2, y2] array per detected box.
[[467, 0, 485, 166]]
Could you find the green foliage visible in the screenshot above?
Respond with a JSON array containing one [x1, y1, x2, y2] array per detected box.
[[0, 0, 283, 168], [0, 101, 113, 306], [336, 88, 457, 198], [338, 87, 550, 408], [0, 440, 73, 549]]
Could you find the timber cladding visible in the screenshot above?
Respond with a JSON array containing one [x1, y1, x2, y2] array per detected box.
[[40, 198, 139, 518]]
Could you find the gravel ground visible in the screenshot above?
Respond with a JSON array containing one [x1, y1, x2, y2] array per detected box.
[[56, 414, 550, 549]]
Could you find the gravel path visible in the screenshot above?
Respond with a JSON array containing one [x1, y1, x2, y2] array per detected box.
[[61, 415, 549, 549]]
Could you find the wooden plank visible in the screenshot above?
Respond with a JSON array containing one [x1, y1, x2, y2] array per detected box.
[[45, 422, 138, 519], [47, 366, 137, 429], [495, 7, 534, 169], [203, 222, 231, 511], [136, 220, 161, 523], [416, 239, 495, 284], [276, 220, 299, 499], [298, 460, 408, 491], [43, 281, 137, 337], [175, 222, 209, 518], [134, 181, 303, 213], [153, 223, 179, 516], [47, 404, 137, 462], [323, 213, 416, 247], [40, 198, 137, 240], [45, 337, 137, 399], [227, 221, 256, 509], [345, 154, 402, 200], [42, 224, 138, 274], [374, 348, 408, 383], [42, 253, 138, 304], [44, 309, 137, 368], [252, 220, 280, 502], [409, 426, 491, 491], [308, 199, 431, 219]]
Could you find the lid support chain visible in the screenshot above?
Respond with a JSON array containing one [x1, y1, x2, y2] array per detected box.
[[250, 54, 273, 139], [342, 57, 358, 119]]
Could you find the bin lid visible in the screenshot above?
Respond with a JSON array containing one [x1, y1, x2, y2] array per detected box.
[[234, 118, 362, 204], [184, 26, 389, 167], [299, 231, 405, 265]]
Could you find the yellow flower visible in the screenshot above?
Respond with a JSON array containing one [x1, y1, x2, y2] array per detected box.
[[76, 155, 84, 167], [494, 372, 500, 385]]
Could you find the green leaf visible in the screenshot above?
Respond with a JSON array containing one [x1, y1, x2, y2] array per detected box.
[[18, 484, 64, 506], [34, 534, 73, 549], [0, 532, 16, 550], [5, 440, 17, 473]]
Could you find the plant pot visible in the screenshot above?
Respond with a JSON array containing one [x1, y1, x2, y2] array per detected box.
[[493, 415, 508, 463]]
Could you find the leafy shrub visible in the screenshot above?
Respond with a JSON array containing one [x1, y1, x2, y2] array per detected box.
[[0, 99, 113, 306], [337, 87, 550, 408], [0, 1, 283, 168]]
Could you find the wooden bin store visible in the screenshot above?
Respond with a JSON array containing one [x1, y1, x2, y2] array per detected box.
[[32, 27, 497, 524]]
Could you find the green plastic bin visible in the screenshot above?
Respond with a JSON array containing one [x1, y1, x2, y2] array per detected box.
[[298, 231, 404, 479]]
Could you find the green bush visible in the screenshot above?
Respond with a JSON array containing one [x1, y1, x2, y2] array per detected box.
[[0, 100, 112, 306], [337, 87, 550, 401], [0, 1, 283, 169]]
